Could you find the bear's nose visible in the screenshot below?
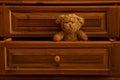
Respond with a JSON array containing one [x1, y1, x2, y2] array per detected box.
[[69, 24, 72, 28]]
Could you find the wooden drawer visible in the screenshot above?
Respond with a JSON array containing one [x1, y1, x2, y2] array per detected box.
[[4, 41, 111, 75], [111, 42, 120, 76], [118, 7, 120, 38], [0, 7, 3, 37], [0, 42, 1, 72], [4, 6, 117, 38], [0, 42, 4, 73]]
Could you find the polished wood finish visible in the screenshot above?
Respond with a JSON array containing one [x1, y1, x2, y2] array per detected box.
[[0, 0, 120, 80], [0, 41, 4, 74], [0, 42, 2, 72], [111, 42, 120, 76], [1, 0, 120, 5], [118, 7, 120, 37], [4, 6, 117, 37], [0, 7, 3, 37], [1, 76, 120, 80], [4, 41, 111, 75]]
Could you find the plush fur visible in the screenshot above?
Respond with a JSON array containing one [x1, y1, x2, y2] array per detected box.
[[53, 14, 88, 41]]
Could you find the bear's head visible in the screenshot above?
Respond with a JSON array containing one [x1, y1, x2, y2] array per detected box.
[[56, 14, 84, 33]]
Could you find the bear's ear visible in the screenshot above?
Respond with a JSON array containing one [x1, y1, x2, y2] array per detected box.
[[77, 16, 84, 25], [56, 15, 65, 24]]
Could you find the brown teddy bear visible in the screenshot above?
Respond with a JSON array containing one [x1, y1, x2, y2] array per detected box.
[[53, 14, 88, 41]]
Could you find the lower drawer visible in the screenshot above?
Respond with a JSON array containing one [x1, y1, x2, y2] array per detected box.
[[4, 41, 112, 75], [0, 41, 4, 73]]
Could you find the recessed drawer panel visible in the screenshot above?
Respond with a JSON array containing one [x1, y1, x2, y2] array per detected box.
[[7, 49, 108, 69], [5, 6, 117, 37], [5, 41, 111, 75]]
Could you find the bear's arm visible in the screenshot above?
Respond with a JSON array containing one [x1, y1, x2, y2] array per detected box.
[[53, 31, 64, 41], [77, 30, 88, 41]]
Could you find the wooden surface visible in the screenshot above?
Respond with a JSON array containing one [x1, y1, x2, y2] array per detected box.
[[0, 76, 120, 80], [0, 0, 120, 4], [0, 0, 120, 80], [3, 6, 118, 38], [3, 41, 111, 75], [0, 7, 3, 37]]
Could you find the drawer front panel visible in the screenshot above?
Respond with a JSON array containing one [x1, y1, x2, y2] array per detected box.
[[118, 7, 120, 37], [5, 41, 111, 75], [0, 42, 1, 71], [7, 48, 108, 69], [0, 42, 4, 73], [0, 7, 3, 37], [5, 6, 117, 37]]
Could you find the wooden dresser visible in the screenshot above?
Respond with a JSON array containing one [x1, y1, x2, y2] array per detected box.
[[0, 0, 120, 80]]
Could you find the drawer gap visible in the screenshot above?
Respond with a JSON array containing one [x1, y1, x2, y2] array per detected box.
[[5, 3, 116, 6], [7, 37, 111, 41], [0, 37, 4, 41], [88, 37, 110, 41], [115, 38, 120, 41], [8, 37, 53, 41]]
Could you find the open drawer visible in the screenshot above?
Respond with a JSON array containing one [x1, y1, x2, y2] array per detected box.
[[4, 41, 112, 75]]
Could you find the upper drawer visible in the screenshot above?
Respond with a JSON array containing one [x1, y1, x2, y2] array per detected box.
[[5, 41, 112, 75], [4, 6, 117, 38], [118, 7, 120, 38], [0, 7, 3, 37]]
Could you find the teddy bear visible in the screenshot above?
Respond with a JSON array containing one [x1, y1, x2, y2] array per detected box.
[[53, 14, 88, 41]]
